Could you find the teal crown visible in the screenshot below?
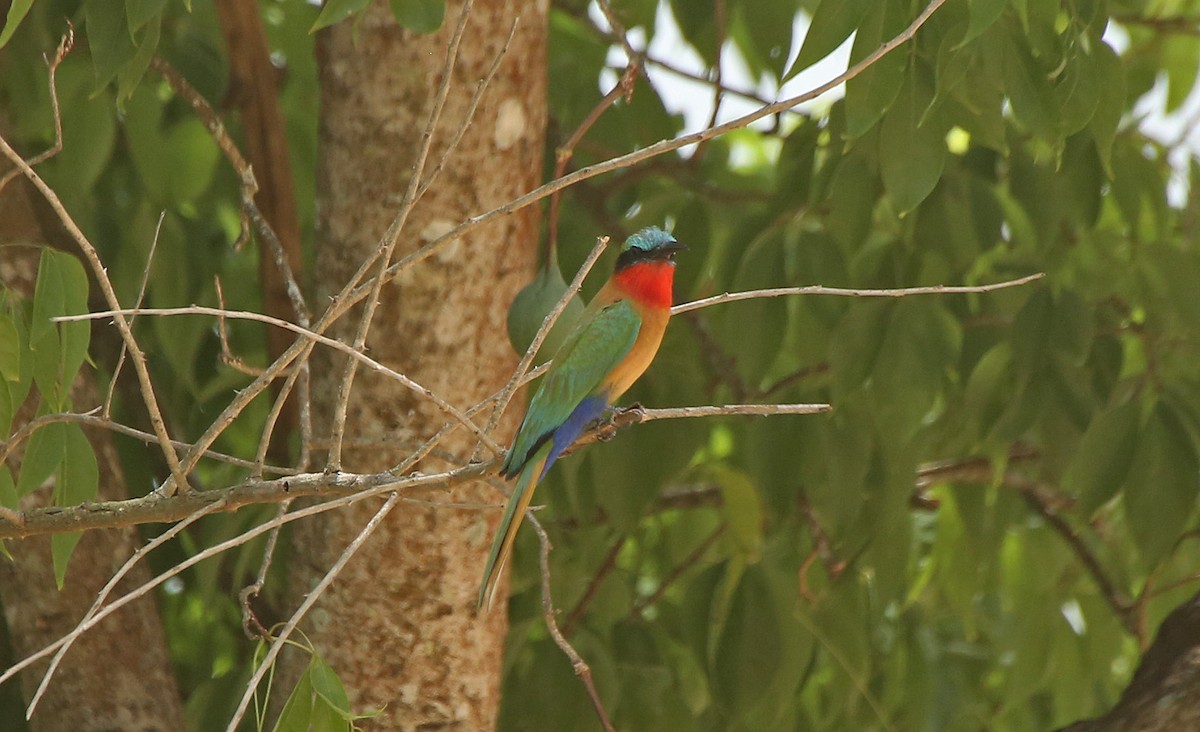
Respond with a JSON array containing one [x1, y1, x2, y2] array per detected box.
[[623, 226, 679, 252]]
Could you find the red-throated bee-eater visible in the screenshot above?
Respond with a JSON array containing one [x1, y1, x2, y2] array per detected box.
[[477, 226, 685, 610]]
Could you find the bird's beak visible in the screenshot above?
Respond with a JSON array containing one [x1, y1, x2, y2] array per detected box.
[[662, 241, 687, 255]]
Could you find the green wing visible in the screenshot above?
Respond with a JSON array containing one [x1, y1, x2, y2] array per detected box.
[[503, 299, 642, 476]]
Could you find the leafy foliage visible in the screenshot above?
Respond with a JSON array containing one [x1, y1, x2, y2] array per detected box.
[[1, 0, 1199, 729]]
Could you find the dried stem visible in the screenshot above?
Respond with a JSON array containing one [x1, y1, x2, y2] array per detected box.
[[631, 524, 725, 616], [0, 26, 72, 194], [104, 211, 164, 414], [529, 515, 616, 732], [671, 273, 1046, 315], [562, 534, 627, 637]]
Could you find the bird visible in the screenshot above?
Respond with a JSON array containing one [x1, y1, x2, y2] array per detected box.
[[477, 226, 685, 611]]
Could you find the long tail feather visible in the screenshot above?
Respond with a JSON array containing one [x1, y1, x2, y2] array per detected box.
[[477, 446, 549, 611]]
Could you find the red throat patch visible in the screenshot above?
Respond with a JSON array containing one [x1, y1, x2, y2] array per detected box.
[[614, 261, 676, 309]]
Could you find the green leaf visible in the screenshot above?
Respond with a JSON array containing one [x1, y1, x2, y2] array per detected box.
[[712, 566, 782, 714], [732, 0, 797, 80], [1003, 32, 1059, 139], [878, 76, 946, 214], [86, 0, 139, 90], [844, 0, 908, 138], [1056, 47, 1100, 136], [1050, 289, 1094, 367], [506, 256, 585, 361], [30, 250, 90, 406], [1064, 399, 1141, 515], [16, 422, 66, 497], [163, 118, 221, 204], [311, 698, 351, 731], [51, 532, 82, 589], [117, 14, 161, 103], [0, 314, 20, 382], [1123, 403, 1200, 569], [310, 654, 352, 717], [0, 0, 33, 49], [709, 464, 763, 561], [49, 425, 98, 588], [0, 467, 17, 510], [390, 0, 445, 34], [1163, 36, 1200, 113], [311, 0, 372, 32], [716, 230, 789, 381], [825, 150, 880, 249], [1010, 288, 1051, 376], [31, 249, 66, 344], [58, 424, 99, 508], [273, 666, 315, 732], [786, 0, 872, 80], [961, 0, 1008, 48], [125, 0, 169, 34]]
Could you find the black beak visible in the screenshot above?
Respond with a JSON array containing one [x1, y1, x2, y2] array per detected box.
[[661, 241, 687, 256]]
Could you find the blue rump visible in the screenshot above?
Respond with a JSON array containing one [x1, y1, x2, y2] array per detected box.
[[542, 395, 609, 479]]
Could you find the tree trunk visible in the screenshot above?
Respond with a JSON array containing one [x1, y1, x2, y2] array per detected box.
[[0, 179, 186, 731], [1060, 591, 1200, 732], [281, 1, 545, 728]]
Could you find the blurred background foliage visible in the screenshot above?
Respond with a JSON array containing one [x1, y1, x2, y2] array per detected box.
[[2, 0, 1200, 729]]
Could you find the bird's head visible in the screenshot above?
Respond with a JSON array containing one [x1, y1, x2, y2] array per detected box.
[[615, 226, 686, 272]]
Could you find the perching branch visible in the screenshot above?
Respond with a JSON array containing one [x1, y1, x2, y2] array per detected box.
[[0, 402, 830, 540], [671, 273, 1047, 315]]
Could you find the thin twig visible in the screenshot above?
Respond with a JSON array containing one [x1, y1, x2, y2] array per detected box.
[[529, 515, 616, 732], [0, 401, 829, 538], [214, 278, 265, 376], [1015, 478, 1137, 638], [562, 534, 627, 637], [0, 26, 72, 194], [2, 410, 294, 476], [104, 211, 165, 415], [240, 501, 290, 639], [631, 524, 725, 616], [671, 273, 1046, 315]]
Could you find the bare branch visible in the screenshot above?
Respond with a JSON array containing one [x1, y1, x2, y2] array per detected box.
[[671, 273, 1047, 315], [0, 26, 72, 194], [529, 515, 616, 732], [0, 401, 827, 540], [104, 212, 166, 414]]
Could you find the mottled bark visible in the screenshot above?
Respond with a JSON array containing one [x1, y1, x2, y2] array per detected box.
[[0, 179, 186, 731], [1059, 591, 1200, 732], [281, 1, 545, 729]]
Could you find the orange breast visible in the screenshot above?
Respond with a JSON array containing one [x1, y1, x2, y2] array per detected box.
[[603, 303, 670, 400]]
